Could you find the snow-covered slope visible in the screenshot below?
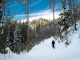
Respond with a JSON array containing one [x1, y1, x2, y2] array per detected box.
[[0, 23, 80, 60]]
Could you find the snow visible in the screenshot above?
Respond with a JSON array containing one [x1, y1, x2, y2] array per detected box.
[[0, 24, 80, 60]]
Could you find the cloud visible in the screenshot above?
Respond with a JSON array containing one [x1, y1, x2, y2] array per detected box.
[[14, 9, 60, 22], [29, 9, 60, 21], [30, 0, 41, 7]]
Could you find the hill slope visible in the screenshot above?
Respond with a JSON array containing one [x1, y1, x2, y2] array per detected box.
[[0, 24, 80, 60]]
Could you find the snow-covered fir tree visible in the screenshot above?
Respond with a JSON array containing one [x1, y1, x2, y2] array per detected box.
[[13, 24, 20, 47]]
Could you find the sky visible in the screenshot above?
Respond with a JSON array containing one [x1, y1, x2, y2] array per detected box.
[[4, 0, 80, 21], [5, 0, 61, 21], [10, 0, 61, 13]]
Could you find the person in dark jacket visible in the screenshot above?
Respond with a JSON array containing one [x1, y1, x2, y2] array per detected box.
[[52, 40, 55, 48]]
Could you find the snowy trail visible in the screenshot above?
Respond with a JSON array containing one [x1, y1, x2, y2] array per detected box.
[[28, 36, 80, 60], [0, 32, 80, 60]]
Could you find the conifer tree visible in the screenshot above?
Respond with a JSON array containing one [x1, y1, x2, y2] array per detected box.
[[59, 0, 71, 31]]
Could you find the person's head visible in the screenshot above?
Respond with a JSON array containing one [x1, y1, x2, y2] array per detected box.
[[53, 40, 54, 41]]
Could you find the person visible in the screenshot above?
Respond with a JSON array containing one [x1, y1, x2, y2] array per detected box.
[[52, 40, 55, 48]]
